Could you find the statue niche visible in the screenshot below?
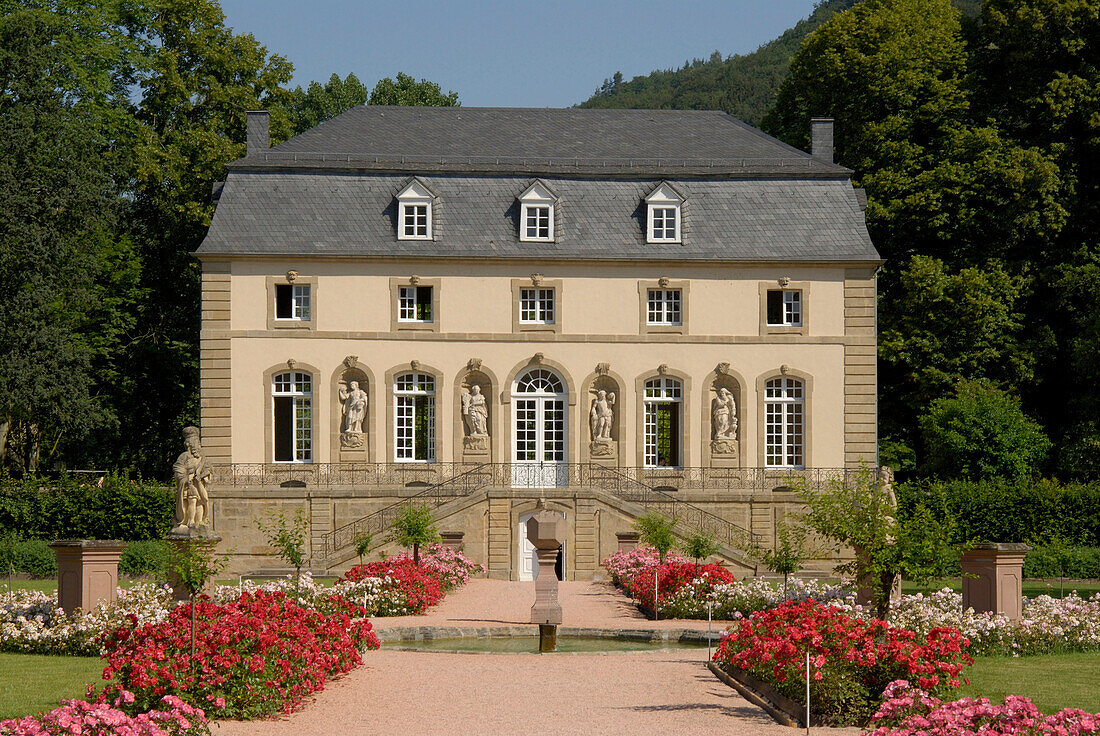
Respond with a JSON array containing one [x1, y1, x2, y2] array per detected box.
[[588, 374, 619, 461], [460, 371, 491, 456], [337, 367, 369, 455], [710, 376, 739, 460]]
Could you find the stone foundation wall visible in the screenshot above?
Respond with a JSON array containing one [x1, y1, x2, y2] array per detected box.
[[208, 484, 847, 579]]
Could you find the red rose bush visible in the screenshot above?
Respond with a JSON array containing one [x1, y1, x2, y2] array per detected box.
[[625, 562, 736, 616], [100, 590, 380, 719], [712, 599, 972, 725], [340, 559, 445, 614], [867, 680, 1099, 736]]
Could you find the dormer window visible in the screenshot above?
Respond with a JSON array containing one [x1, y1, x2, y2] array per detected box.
[[396, 179, 434, 240], [517, 180, 557, 243], [645, 182, 684, 244]]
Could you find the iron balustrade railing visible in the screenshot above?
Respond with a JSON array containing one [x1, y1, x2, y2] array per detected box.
[[210, 462, 863, 493], [295, 463, 870, 563]]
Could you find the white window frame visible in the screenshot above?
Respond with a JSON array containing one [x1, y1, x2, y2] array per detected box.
[[643, 377, 683, 468], [401, 202, 430, 239], [396, 179, 434, 241], [517, 180, 557, 243], [519, 287, 555, 325], [398, 285, 433, 323], [644, 182, 684, 244], [274, 284, 311, 322], [394, 372, 436, 462], [767, 290, 802, 327], [272, 371, 312, 463], [765, 377, 804, 468], [646, 288, 682, 326]]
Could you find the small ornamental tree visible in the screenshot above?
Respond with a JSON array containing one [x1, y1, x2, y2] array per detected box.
[[635, 512, 678, 564], [752, 518, 816, 597], [353, 530, 374, 565], [168, 541, 227, 665], [390, 503, 439, 565], [681, 530, 719, 573], [255, 507, 309, 597], [794, 464, 956, 620]]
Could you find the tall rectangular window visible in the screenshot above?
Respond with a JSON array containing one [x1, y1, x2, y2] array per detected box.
[[765, 377, 804, 468], [767, 290, 802, 327], [519, 288, 555, 324], [273, 371, 312, 462], [395, 372, 436, 462], [398, 285, 433, 322], [275, 284, 311, 321], [402, 203, 429, 238], [646, 288, 682, 325], [650, 207, 678, 241]]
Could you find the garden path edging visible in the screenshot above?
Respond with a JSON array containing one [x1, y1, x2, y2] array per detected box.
[[377, 625, 722, 644], [708, 661, 826, 729]]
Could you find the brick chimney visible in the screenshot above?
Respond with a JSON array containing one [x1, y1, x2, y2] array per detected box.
[[246, 110, 270, 156], [810, 117, 834, 164]]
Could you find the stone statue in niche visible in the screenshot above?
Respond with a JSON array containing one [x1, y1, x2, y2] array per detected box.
[[590, 389, 615, 442], [710, 387, 739, 456], [461, 380, 490, 453], [462, 384, 489, 437], [171, 426, 211, 535], [339, 380, 368, 449]]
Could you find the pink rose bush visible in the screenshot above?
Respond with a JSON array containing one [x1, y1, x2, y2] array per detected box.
[[386, 544, 484, 591], [0, 692, 209, 736], [712, 599, 973, 725], [867, 680, 1100, 735], [601, 546, 688, 586]]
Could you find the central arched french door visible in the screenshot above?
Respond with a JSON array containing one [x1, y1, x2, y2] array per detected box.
[[511, 368, 568, 488]]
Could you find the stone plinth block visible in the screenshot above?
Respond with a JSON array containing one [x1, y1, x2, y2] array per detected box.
[[527, 502, 565, 625], [165, 530, 223, 602], [440, 531, 465, 551], [961, 542, 1029, 620], [49, 540, 126, 615], [615, 532, 641, 553]]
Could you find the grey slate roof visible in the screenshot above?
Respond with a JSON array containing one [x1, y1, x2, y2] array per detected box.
[[233, 107, 849, 177], [198, 107, 880, 263]]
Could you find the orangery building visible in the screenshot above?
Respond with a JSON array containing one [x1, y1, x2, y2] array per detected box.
[[195, 106, 881, 579]]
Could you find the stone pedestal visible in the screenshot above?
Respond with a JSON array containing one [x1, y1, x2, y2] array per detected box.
[[527, 502, 565, 628], [961, 542, 1029, 620], [49, 540, 126, 615], [440, 531, 465, 552], [615, 532, 641, 553], [165, 530, 223, 602]]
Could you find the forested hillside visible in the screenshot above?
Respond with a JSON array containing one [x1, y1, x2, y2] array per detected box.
[[578, 0, 980, 126]]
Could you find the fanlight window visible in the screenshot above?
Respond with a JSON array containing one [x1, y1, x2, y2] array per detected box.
[[394, 372, 436, 462], [272, 371, 312, 463], [515, 368, 565, 395], [765, 377, 804, 468]]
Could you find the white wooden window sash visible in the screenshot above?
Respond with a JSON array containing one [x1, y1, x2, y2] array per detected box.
[[519, 288, 555, 324], [646, 288, 682, 325], [764, 377, 804, 468]]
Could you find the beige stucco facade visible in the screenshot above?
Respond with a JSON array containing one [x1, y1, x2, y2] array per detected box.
[[199, 255, 877, 578]]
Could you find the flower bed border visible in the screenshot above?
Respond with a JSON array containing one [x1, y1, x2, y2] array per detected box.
[[708, 661, 826, 729]]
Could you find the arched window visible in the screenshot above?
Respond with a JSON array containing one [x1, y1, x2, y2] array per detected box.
[[273, 372, 312, 463], [512, 368, 568, 474], [394, 372, 436, 462], [643, 377, 682, 467], [765, 377, 804, 468], [515, 368, 565, 396]]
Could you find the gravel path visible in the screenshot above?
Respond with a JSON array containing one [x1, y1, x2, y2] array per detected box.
[[213, 580, 861, 735]]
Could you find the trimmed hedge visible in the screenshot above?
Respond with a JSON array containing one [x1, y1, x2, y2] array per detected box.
[[0, 474, 173, 541], [1023, 546, 1100, 580], [897, 478, 1100, 547], [0, 538, 170, 578]]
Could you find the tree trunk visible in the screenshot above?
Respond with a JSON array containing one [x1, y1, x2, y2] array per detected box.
[[413, 542, 420, 566], [190, 594, 196, 666], [0, 419, 9, 469], [26, 423, 39, 473]]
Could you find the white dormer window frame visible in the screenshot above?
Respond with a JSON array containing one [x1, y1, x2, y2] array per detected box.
[[396, 179, 435, 241], [645, 182, 684, 244], [517, 180, 558, 243]]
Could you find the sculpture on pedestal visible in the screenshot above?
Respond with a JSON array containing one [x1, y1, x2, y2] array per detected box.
[[338, 380, 368, 450], [461, 382, 490, 452], [589, 389, 615, 457], [171, 426, 211, 535], [710, 387, 738, 456]]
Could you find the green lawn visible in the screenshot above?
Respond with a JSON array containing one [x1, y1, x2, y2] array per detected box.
[[958, 652, 1100, 714], [2, 578, 151, 593], [902, 579, 1100, 599], [0, 653, 104, 720]]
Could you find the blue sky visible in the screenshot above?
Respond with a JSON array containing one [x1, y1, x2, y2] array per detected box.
[[219, 0, 820, 108]]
